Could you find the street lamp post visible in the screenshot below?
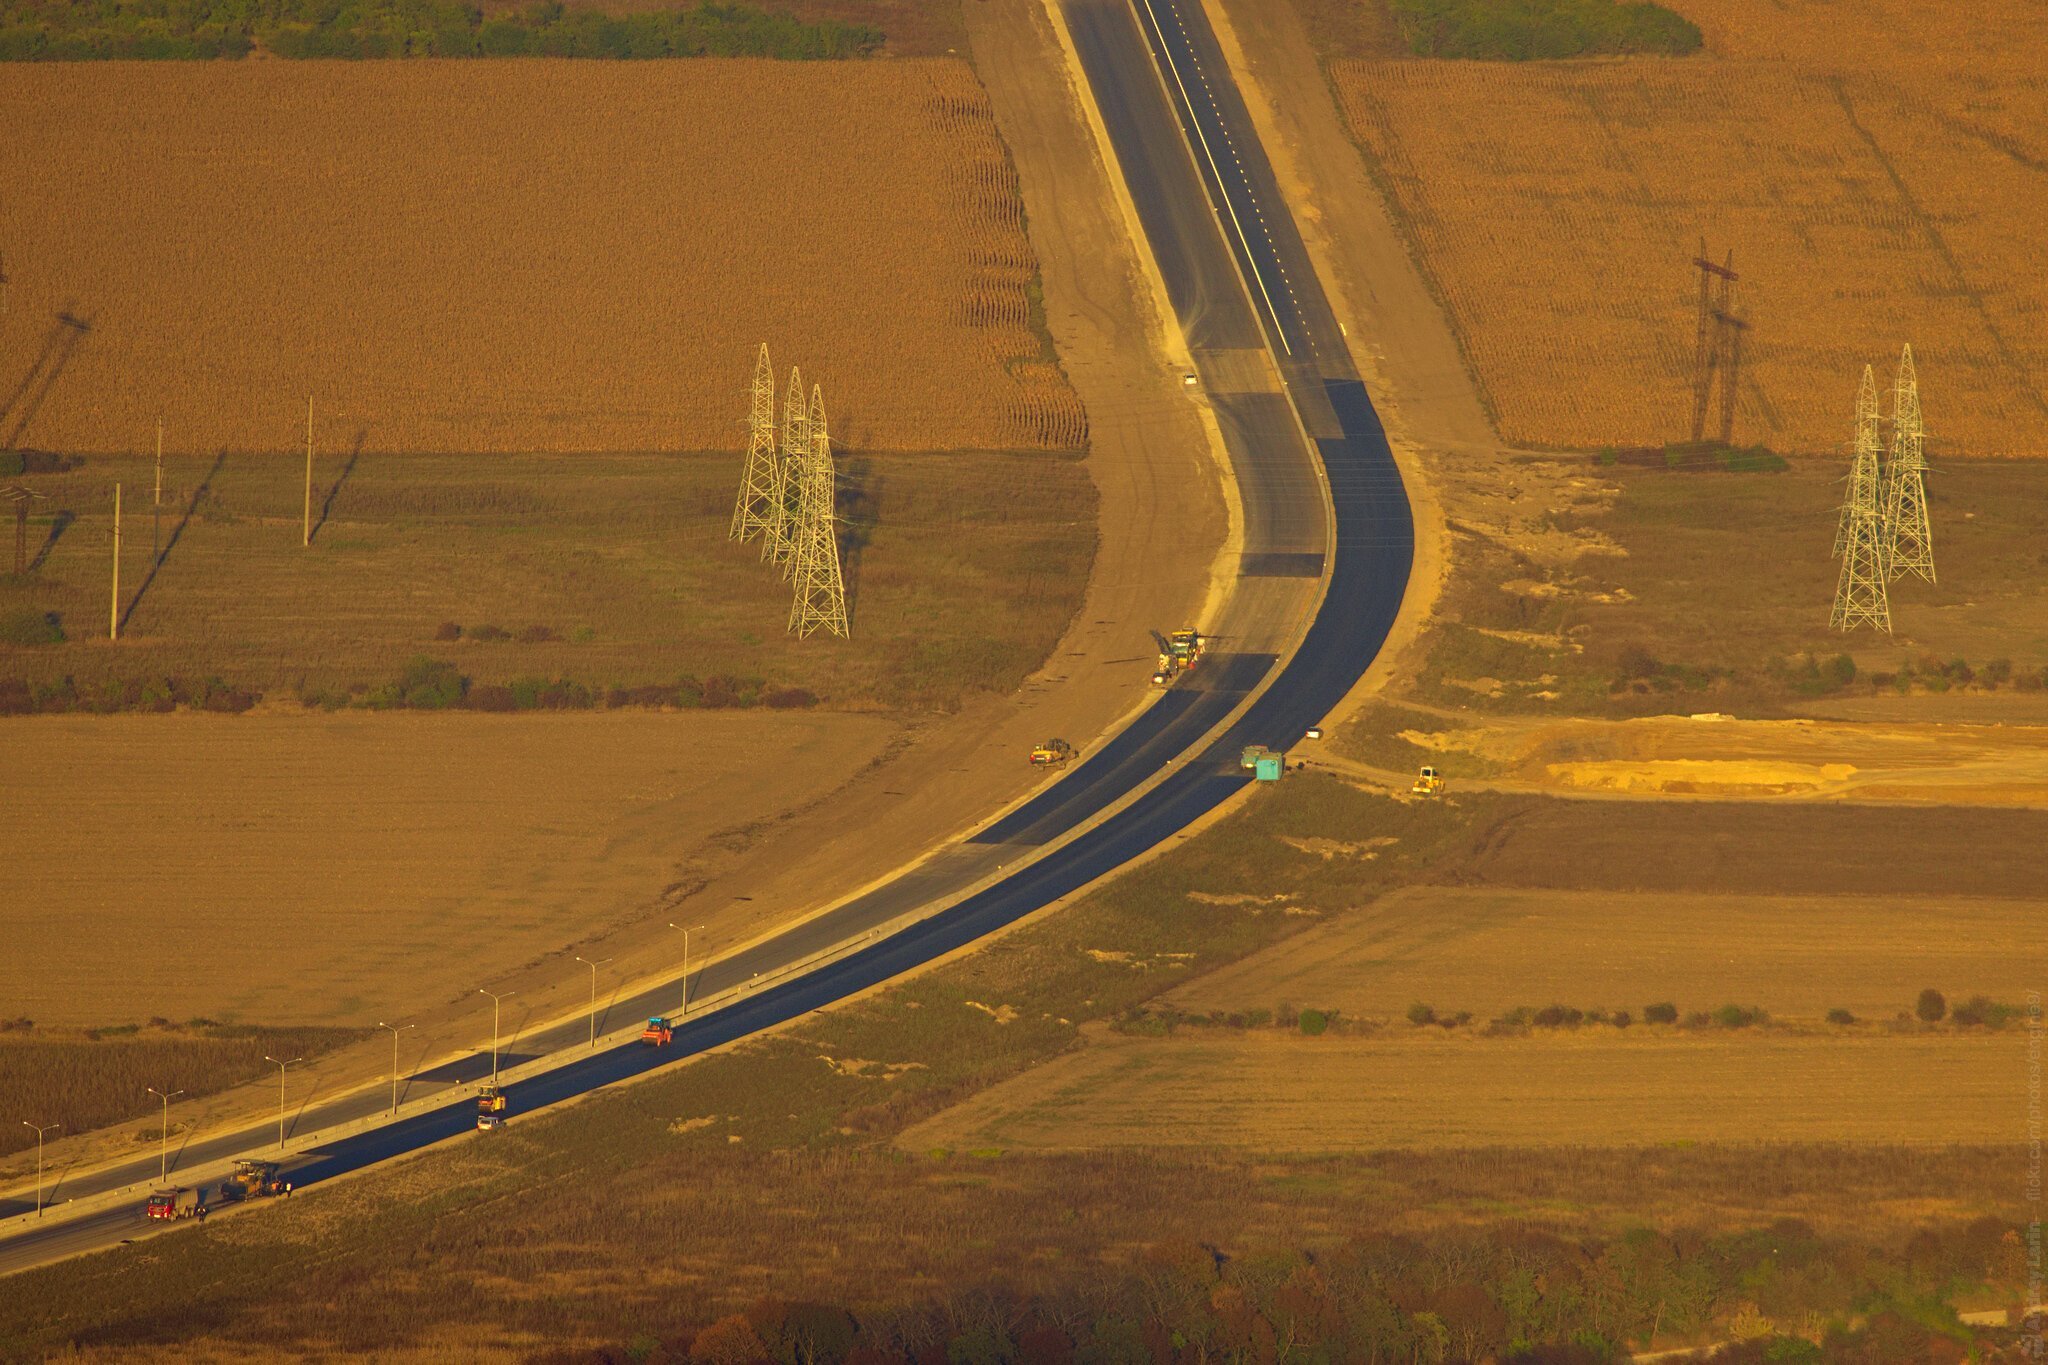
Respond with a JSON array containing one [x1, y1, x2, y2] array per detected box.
[[145, 1087, 184, 1182], [574, 956, 612, 1046], [669, 922, 705, 1017], [377, 1021, 415, 1115], [263, 1055, 301, 1152], [477, 989, 514, 1085], [21, 1121, 58, 1216]]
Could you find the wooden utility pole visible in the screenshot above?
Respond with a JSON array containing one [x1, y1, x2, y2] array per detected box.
[[153, 418, 163, 562], [109, 483, 121, 640], [303, 396, 313, 548]]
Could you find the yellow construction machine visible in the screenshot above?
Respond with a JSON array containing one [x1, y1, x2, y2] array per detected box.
[[1030, 738, 1075, 766], [1411, 765, 1444, 796], [1151, 629, 1206, 686]]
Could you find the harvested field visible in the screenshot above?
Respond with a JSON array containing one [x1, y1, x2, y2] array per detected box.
[[897, 1029, 2018, 1151], [1165, 886, 2036, 1022], [1331, 0, 2048, 457], [0, 709, 897, 1029], [0, 449, 1093, 708], [0, 59, 1083, 456]]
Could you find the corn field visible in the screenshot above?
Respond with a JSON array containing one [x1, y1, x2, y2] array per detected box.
[[1334, 0, 2048, 458], [0, 59, 1083, 457]]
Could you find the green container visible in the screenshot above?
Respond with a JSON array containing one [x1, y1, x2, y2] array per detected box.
[[1254, 754, 1282, 782]]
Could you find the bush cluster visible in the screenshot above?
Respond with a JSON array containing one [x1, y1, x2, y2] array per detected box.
[[348, 658, 817, 714], [0, 674, 254, 715], [0, 0, 883, 61], [1391, 0, 1701, 60], [0, 607, 63, 646], [569, 1218, 2019, 1365]]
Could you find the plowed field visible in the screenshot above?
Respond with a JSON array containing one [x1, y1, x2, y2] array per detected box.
[[1332, 0, 2048, 457], [0, 59, 1083, 457]]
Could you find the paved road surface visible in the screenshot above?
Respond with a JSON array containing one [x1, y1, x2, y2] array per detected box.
[[0, 0, 1412, 1276]]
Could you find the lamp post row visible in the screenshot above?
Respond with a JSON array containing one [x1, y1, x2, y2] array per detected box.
[[37, 930, 714, 1191]]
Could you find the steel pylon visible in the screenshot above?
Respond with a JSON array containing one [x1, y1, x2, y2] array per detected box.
[[1883, 344, 1935, 583], [1833, 364, 1880, 558], [769, 367, 809, 575], [1831, 364, 1892, 633], [788, 384, 849, 639], [729, 344, 780, 545]]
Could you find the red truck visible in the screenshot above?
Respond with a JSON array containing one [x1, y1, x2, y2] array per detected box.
[[145, 1161, 288, 1220]]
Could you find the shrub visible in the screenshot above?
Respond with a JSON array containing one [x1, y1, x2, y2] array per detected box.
[[1275, 1003, 1299, 1030], [1950, 996, 2011, 1028], [433, 621, 462, 641], [1439, 1011, 1470, 1029], [0, 607, 64, 646], [762, 685, 816, 709], [395, 657, 465, 709], [1532, 1003, 1583, 1028], [1826, 1008, 1856, 1025], [1713, 1004, 1765, 1028], [1610, 1010, 1632, 1029], [1407, 1002, 1437, 1026], [1982, 658, 2014, 687], [517, 624, 560, 644], [1915, 988, 1947, 1023], [1297, 1009, 1330, 1036], [466, 683, 517, 712], [1682, 1011, 1714, 1029], [1644, 1001, 1678, 1024], [469, 624, 510, 642], [1827, 653, 1856, 687], [1242, 1008, 1272, 1030]]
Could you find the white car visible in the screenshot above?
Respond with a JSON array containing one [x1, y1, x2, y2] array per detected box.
[[476, 1114, 504, 1132]]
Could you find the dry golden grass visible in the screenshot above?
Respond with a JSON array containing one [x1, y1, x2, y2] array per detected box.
[[0, 449, 1095, 707], [1333, 0, 2048, 457], [1165, 886, 2038, 1022], [898, 1029, 2018, 1151], [0, 708, 896, 1028], [0, 59, 1082, 456], [0, 1025, 362, 1161]]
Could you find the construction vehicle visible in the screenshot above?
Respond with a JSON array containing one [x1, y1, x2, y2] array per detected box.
[[640, 1016, 675, 1047], [224, 1159, 286, 1200], [1240, 745, 1284, 782], [1151, 629, 1206, 686], [1030, 738, 1075, 766], [146, 1188, 208, 1221], [1411, 765, 1444, 796], [477, 1084, 507, 1117], [145, 1160, 290, 1220]]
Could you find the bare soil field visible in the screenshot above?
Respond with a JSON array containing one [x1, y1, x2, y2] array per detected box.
[[1344, 707, 2048, 806], [0, 59, 1082, 457], [0, 449, 1093, 708], [900, 1029, 2017, 1151], [1376, 453, 2048, 722], [0, 709, 897, 1029], [1329, 0, 2048, 457], [1166, 885, 2034, 1022]]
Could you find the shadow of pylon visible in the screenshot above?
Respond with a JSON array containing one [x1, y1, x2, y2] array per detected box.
[[121, 449, 226, 635], [308, 428, 365, 546]]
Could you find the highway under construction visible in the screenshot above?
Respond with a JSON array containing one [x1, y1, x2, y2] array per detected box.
[[0, 0, 1413, 1276]]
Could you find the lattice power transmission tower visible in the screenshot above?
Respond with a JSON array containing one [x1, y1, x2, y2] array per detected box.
[[1831, 363, 1892, 633], [729, 344, 780, 547], [1883, 343, 1935, 583], [1833, 365, 1880, 557], [1689, 241, 1747, 445], [788, 384, 849, 638], [770, 366, 810, 577]]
